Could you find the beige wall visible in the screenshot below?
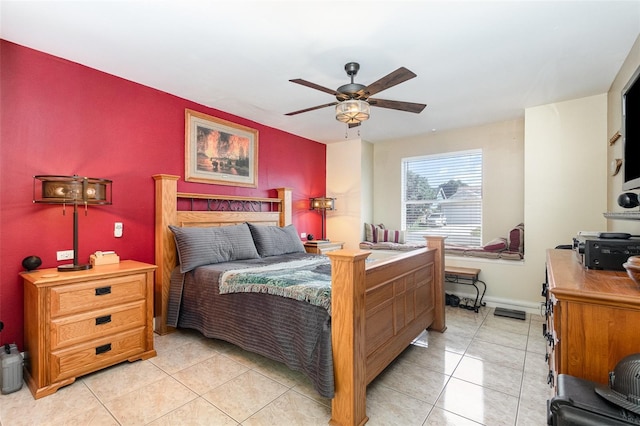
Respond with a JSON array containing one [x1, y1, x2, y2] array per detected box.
[[372, 119, 525, 244], [525, 94, 608, 247], [326, 138, 372, 250], [608, 34, 640, 234], [522, 94, 608, 306], [361, 140, 374, 233]]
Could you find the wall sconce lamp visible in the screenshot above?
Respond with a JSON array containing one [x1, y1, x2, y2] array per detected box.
[[33, 175, 112, 272], [309, 197, 335, 241]]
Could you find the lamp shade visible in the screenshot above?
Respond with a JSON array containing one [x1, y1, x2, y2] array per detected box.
[[33, 175, 112, 205], [335, 100, 370, 124], [309, 197, 335, 211]]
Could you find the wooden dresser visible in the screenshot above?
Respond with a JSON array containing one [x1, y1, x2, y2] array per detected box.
[[544, 249, 640, 390], [21, 260, 157, 399]]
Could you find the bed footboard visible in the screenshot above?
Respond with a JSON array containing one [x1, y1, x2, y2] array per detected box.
[[327, 236, 445, 426]]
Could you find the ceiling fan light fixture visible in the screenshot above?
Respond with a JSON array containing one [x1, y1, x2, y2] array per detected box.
[[335, 99, 370, 124]]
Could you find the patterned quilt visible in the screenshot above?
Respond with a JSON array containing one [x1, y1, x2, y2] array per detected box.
[[219, 257, 333, 314]]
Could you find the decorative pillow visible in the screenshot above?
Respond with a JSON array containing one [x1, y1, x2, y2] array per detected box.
[[247, 223, 305, 257], [169, 223, 259, 273], [364, 223, 385, 242], [375, 228, 406, 244], [508, 223, 525, 253], [364, 223, 376, 242], [483, 237, 508, 252]]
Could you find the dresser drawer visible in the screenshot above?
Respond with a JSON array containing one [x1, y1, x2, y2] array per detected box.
[[49, 327, 147, 383], [50, 300, 146, 350], [50, 273, 146, 317]]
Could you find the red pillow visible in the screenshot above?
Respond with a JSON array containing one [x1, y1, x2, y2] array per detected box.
[[483, 237, 508, 252], [508, 223, 524, 253]]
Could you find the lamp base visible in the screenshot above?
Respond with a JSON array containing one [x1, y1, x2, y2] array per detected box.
[[58, 263, 93, 272]]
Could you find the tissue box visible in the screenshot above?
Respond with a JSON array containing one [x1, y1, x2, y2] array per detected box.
[[90, 253, 120, 266]]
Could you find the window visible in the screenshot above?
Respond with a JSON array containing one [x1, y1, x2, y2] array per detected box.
[[402, 149, 482, 246]]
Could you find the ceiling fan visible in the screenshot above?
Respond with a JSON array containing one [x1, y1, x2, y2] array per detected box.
[[285, 62, 427, 128]]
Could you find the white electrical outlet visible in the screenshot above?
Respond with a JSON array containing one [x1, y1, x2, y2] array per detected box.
[[114, 222, 123, 238], [57, 250, 74, 261], [300, 232, 307, 239]]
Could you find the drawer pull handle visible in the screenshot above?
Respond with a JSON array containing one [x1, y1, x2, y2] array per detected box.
[[95, 343, 112, 355], [95, 315, 112, 326], [95, 286, 112, 296]]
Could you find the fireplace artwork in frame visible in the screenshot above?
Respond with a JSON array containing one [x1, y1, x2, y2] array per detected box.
[[185, 109, 258, 188]]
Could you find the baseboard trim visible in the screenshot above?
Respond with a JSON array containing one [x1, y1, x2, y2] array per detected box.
[[446, 290, 544, 317]]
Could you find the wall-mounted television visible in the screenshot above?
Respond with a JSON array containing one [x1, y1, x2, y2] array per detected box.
[[622, 64, 640, 191]]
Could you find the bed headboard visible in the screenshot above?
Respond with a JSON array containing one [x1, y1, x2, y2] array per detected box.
[[152, 174, 292, 334]]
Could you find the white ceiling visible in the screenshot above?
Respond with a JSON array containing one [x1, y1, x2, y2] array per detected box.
[[2, 1, 639, 144]]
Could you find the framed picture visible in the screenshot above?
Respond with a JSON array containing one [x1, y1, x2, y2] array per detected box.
[[185, 109, 258, 187]]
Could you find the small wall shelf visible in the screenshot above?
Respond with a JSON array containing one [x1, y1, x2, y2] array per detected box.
[[603, 212, 640, 220]]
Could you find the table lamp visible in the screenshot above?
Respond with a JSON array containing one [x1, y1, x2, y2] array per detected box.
[[309, 197, 335, 241], [33, 175, 112, 271]]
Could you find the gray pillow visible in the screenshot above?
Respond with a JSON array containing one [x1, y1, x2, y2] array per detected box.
[[169, 223, 259, 272], [247, 223, 305, 257]]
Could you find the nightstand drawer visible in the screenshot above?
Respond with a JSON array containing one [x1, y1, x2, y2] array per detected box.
[[50, 300, 146, 350], [49, 327, 146, 383], [50, 273, 147, 317]]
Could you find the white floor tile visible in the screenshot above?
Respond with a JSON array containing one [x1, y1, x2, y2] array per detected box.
[[3, 306, 550, 426]]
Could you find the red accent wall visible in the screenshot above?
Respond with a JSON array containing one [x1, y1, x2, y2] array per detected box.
[[0, 40, 326, 347]]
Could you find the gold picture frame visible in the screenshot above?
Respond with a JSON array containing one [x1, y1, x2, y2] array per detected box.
[[185, 109, 258, 188]]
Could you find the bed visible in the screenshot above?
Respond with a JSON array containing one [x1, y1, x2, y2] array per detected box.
[[153, 174, 446, 426]]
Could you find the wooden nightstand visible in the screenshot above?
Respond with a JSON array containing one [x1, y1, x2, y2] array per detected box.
[[21, 260, 157, 399], [304, 241, 345, 254]]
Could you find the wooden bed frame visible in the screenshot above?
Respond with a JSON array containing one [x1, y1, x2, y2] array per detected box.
[[153, 174, 446, 426]]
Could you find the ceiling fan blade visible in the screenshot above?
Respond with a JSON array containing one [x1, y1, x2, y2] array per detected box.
[[285, 101, 338, 116], [363, 67, 417, 97], [368, 98, 426, 114], [289, 79, 339, 96]]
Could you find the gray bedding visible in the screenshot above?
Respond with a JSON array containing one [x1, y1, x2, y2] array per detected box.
[[167, 252, 334, 398]]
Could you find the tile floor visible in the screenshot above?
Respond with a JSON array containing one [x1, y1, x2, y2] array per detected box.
[[0, 306, 552, 425]]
